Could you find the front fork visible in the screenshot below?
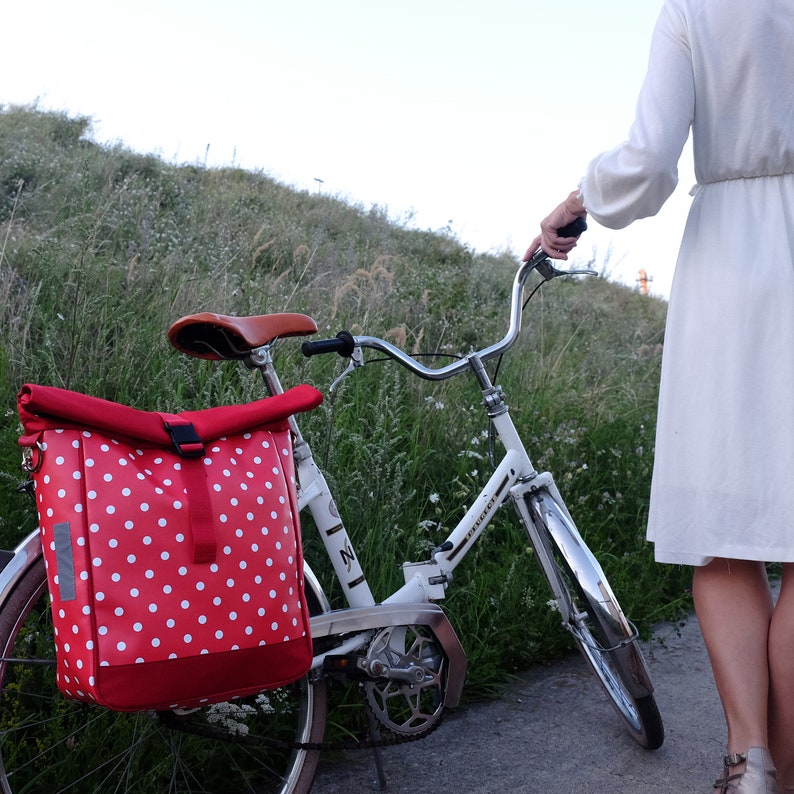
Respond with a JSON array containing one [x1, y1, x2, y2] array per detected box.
[[511, 472, 626, 635], [511, 473, 654, 698]]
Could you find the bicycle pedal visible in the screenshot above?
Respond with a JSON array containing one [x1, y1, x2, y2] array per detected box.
[[322, 654, 374, 680]]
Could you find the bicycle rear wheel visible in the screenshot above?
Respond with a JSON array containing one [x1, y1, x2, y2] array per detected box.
[[0, 555, 327, 794], [523, 489, 664, 750]]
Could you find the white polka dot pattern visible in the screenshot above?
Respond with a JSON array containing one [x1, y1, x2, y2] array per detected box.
[[33, 423, 312, 710]]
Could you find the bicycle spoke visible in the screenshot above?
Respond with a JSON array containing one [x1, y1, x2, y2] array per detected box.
[[0, 559, 328, 793]]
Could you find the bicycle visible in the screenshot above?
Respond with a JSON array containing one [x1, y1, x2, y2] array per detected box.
[[0, 242, 663, 793]]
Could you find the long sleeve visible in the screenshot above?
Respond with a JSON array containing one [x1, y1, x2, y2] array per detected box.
[[581, 1, 693, 229]]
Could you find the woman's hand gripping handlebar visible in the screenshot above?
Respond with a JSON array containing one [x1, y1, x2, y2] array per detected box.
[[526, 203, 588, 261], [556, 217, 588, 239]]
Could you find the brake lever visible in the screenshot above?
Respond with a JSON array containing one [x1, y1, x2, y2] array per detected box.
[[526, 216, 594, 281], [533, 258, 598, 282], [329, 345, 364, 392]]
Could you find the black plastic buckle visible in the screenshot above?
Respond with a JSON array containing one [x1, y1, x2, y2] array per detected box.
[[164, 422, 206, 458]]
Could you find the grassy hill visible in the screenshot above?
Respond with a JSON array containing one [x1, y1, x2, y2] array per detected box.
[[0, 105, 688, 689]]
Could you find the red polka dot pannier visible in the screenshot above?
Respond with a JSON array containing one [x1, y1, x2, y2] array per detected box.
[[17, 382, 323, 712]]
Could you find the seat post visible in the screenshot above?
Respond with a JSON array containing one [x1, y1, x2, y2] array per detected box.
[[249, 344, 307, 445]]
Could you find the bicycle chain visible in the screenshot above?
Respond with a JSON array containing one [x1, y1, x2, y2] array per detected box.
[[158, 701, 445, 752]]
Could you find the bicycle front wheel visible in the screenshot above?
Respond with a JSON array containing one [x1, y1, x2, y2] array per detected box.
[[0, 555, 328, 794], [524, 490, 664, 750]]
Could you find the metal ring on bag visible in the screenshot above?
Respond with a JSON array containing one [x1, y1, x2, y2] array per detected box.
[[21, 441, 44, 474]]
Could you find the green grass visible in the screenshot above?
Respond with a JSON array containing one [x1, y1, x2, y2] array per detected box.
[[0, 105, 691, 699]]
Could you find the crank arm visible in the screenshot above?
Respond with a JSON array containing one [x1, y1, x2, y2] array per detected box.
[[321, 653, 426, 684], [309, 602, 467, 707]]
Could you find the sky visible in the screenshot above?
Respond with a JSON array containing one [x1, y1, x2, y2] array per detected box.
[[3, 0, 693, 298]]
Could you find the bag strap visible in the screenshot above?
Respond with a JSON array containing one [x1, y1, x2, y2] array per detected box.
[[158, 414, 216, 564]]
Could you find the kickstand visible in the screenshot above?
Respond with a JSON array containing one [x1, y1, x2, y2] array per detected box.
[[365, 709, 388, 790]]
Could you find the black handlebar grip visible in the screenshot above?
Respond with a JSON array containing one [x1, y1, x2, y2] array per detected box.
[[301, 330, 356, 358], [557, 217, 587, 237]]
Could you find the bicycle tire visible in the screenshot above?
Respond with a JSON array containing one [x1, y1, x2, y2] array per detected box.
[[0, 555, 328, 794], [524, 491, 664, 750]]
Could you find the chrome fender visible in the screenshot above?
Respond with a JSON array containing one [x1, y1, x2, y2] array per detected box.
[[525, 487, 654, 699], [0, 530, 43, 608]]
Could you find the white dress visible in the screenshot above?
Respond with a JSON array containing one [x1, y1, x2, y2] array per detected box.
[[579, 0, 794, 565]]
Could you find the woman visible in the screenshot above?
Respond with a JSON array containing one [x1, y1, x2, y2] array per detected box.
[[526, 2, 794, 792]]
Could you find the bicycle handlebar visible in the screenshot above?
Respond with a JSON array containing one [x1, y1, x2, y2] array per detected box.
[[301, 216, 591, 379], [300, 330, 356, 359], [556, 217, 587, 238], [301, 244, 596, 381]]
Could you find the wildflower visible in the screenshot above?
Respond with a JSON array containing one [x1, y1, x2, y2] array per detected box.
[[255, 693, 275, 714], [428, 493, 440, 504], [206, 701, 257, 736]]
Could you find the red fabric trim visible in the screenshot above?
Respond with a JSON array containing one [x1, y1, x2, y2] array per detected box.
[[17, 383, 322, 448], [91, 639, 313, 711]]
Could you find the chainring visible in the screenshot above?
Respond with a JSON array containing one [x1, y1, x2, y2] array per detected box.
[[363, 624, 447, 736]]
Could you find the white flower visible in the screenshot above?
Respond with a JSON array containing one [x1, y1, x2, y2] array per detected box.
[[205, 701, 257, 735], [256, 693, 276, 714]]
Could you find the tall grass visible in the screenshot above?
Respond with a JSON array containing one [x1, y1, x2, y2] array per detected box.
[[0, 106, 690, 699]]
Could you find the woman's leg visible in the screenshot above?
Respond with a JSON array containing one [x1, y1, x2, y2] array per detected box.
[[692, 558, 774, 757], [768, 563, 794, 788]]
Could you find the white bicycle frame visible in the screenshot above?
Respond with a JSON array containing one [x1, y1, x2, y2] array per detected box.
[[244, 252, 653, 710], [294, 382, 535, 609]]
